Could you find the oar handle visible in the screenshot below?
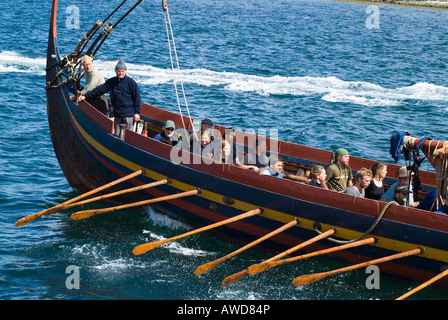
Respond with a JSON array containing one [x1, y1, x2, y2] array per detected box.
[[15, 208, 58, 227]]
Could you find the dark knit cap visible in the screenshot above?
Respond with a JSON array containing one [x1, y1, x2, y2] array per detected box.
[[201, 119, 213, 126], [395, 186, 411, 195], [115, 59, 127, 70]]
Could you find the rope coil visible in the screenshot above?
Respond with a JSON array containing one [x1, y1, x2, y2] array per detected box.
[[314, 201, 397, 244]]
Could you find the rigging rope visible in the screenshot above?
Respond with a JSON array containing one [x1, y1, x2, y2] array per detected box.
[[46, 0, 142, 91], [435, 142, 448, 210], [162, 0, 197, 140]]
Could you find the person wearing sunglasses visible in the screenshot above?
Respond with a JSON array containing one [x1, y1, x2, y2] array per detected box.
[[154, 120, 178, 146]]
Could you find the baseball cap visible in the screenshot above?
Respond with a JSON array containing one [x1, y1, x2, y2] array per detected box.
[[164, 120, 175, 129], [398, 166, 413, 178]]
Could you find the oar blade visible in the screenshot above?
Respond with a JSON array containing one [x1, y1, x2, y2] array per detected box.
[[15, 168, 145, 227], [292, 273, 326, 287], [246, 261, 275, 275], [15, 213, 40, 227], [15, 203, 70, 226], [194, 261, 217, 276], [70, 209, 102, 220], [132, 240, 166, 255], [221, 270, 247, 287]]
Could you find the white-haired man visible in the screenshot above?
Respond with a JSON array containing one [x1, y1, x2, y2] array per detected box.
[[79, 59, 142, 136]]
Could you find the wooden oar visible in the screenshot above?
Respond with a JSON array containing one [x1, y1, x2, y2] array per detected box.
[[133, 208, 262, 256], [15, 168, 145, 227], [221, 228, 335, 286], [195, 219, 298, 275], [396, 268, 448, 300], [292, 247, 424, 287], [53, 179, 168, 212], [247, 237, 376, 275], [221, 269, 249, 287], [71, 189, 199, 220]]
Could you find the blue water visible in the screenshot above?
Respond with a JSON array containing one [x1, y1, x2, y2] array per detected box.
[[2, 0, 448, 300]]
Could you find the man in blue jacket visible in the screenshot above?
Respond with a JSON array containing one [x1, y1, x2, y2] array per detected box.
[[78, 59, 142, 136], [435, 192, 448, 215]]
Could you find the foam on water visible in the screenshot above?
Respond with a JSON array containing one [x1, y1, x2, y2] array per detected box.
[[142, 208, 214, 257], [143, 206, 189, 230], [141, 230, 212, 257], [0, 51, 46, 75], [94, 59, 448, 107], [5, 50, 448, 108]]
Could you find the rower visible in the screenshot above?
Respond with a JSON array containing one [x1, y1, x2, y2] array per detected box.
[[434, 192, 448, 215], [343, 168, 372, 197], [260, 155, 284, 178], [326, 148, 353, 192], [154, 120, 178, 146], [392, 184, 411, 206]]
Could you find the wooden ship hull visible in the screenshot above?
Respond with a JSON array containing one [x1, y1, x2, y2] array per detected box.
[[42, 0, 448, 289]]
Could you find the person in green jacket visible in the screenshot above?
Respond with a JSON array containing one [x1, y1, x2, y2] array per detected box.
[[326, 148, 353, 192]]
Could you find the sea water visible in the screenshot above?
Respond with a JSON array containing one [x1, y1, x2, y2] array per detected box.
[[1, 0, 448, 300]]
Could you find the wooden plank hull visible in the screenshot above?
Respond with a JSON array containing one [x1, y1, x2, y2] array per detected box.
[[46, 0, 448, 287]]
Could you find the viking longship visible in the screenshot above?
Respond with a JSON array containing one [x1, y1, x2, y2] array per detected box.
[[18, 0, 448, 294]]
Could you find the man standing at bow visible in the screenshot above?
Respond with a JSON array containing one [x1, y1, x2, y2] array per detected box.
[[78, 59, 141, 136]]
